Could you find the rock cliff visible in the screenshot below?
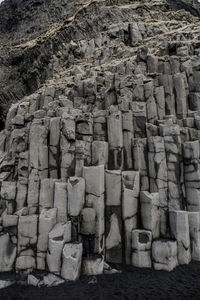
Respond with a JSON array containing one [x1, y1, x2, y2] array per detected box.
[[1, 0, 200, 281]]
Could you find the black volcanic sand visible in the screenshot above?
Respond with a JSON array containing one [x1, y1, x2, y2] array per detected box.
[[1, 261, 200, 300]]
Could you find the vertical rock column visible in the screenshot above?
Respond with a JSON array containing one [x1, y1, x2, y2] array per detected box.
[[75, 113, 93, 176], [158, 75, 175, 116], [148, 136, 168, 236], [16, 215, 38, 272], [27, 120, 48, 214], [67, 177, 85, 241], [122, 111, 133, 170], [183, 141, 200, 211], [49, 117, 61, 179], [1, 181, 16, 214], [140, 191, 160, 239], [83, 166, 105, 254], [132, 138, 149, 191], [122, 171, 140, 264], [37, 208, 57, 269], [188, 212, 200, 261], [60, 113, 75, 181], [160, 124, 183, 211], [173, 73, 187, 119], [105, 170, 122, 263], [107, 111, 124, 170], [16, 151, 29, 210], [169, 211, 191, 265]]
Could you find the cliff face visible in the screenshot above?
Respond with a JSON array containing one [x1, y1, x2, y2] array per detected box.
[[0, 0, 199, 128], [1, 0, 200, 280]]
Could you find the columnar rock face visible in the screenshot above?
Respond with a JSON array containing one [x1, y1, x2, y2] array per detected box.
[[1, 0, 200, 279]]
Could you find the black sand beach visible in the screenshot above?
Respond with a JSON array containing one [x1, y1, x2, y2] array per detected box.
[[1, 261, 200, 300]]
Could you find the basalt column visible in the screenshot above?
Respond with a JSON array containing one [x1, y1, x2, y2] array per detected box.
[[107, 111, 124, 170], [83, 165, 105, 254], [27, 119, 48, 214], [122, 171, 140, 264], [160, 124, 183, 211], [183, 141, 200, 212], [105, 170, 122, 263], [148, 136, 168, 236]]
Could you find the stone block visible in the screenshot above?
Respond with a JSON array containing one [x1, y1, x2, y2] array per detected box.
[[169, 211, 191, 265], [61, 243, 83, 281], [83, 165, 104, 197], [140, 191, 160, 238], [39, 179, 58, 212], [105, 209, 122, 264], [132, 230, 152, 251], [188, 212, 200, 261], [131, 250, 151, 268], [92, 141, 108, 167], [0, 233, 16, 272], [37, 208, 57, 253], [132, 138, 149, 191], [122, 171, 140, 264], [67, 177, 85, 217], [54, 182, 68, 223], [105, 170, 121, 206], [152, 240, 178, 271]]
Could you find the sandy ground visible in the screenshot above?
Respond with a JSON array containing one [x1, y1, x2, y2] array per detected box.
[[1, 261, 200, 300]]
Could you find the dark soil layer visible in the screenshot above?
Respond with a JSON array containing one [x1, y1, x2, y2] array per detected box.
[[1, 261, 200, 300]]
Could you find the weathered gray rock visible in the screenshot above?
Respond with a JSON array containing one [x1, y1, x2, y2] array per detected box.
[[174, 73, 187, 118], [16, 177, 28, 210], [47, 222, 71, 274], [169, 211, 191, 265], [160, 124, 183, 210], [105, 170, 121, 206], [183, 141, 200, 211], [188, 212, 200, 261], [105, 212, 122, 264], [49, 117, 61, 179], [42, 273, 65, 287], [60, 114, 75, 180], [67, 177, 85, 217], [131, 229, 152, 268], [0, 279, 15, 289], [148, 136, 168, 235], [152, 240, 178, 271], [132, 138, 149, 191], [1, 181, 16, 215], [61, 243, 83, 281], [86, 193, 105, 254], [37, 208, 57, 269], [39, 179, 58, 212], [54, 182, 68, 223], [17, 215, 38, 271], [140, 191, 160, 238], [107, 111, 124, 169], [122, 171, 140, 264], [0, 233, 16, 272], [92, 141, 108, 167], [130, 22, 142, 46], [83, 165, 104, 197]]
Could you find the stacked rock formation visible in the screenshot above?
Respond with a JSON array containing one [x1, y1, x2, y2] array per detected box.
[[1, 0, 200, 279]]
